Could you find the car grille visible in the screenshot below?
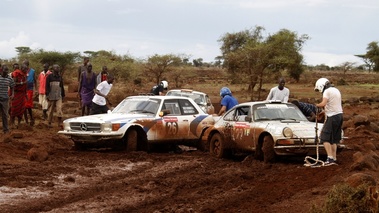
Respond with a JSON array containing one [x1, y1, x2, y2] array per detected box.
[[70, 122, 101, 132]]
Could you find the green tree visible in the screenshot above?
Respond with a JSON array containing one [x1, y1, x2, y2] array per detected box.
[[87, 50, 137, 80], [365, 41, 379, 72], [144, 54, 182, 84], [339, 61, 356, 76], [193, 58, 203, 67], [219, 26, 308, 100], [28, 49, 80, 76], [355, 54, 374, 72], [15, 46, 32, 56]]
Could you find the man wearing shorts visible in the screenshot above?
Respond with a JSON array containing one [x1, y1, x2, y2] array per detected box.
[[315, 78, 343, 166]]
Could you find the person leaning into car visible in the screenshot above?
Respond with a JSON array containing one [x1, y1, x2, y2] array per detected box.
[[90, 74, 115, 115], [217, 87, 238, 116], [291, 100, 324, 122]]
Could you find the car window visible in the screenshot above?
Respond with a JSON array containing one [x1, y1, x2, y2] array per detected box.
[[236, 106, 250, 122], [162, 99, 199, 115], [112, 98, 161, 114], [179, 99, 198, 115], [223, 109, 236, 121], [253, 103, 307, 121], [162, 100, 182, 115]]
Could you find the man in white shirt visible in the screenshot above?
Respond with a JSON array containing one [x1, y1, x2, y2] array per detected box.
[[315, 78, 343, 166], [266, 77, 290, 103], [90, 75, 114, 115]]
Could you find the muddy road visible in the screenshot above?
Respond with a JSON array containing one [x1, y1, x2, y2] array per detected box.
[[1, 101, 379, 213]]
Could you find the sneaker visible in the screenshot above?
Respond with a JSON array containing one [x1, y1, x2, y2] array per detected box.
[[324, 157, 337, 166]]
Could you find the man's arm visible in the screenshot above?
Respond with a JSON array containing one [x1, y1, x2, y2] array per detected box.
[[316, 97, 328, 108]]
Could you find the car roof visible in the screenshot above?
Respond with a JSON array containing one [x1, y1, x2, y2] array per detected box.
[[233, 100, 291, 107], [126, 95, 196, 100], [166, 89, 206, 95]]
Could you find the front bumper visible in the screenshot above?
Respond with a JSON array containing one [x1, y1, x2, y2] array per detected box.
[[274, 144, 346, 156], [58, 130, 124, 143]]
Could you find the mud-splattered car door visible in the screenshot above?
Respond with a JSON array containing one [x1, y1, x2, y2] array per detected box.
[[159, 99, 193, 139], [231, 105, 255, 149]]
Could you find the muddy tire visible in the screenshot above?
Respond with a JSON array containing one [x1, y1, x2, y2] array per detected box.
[[209, 133, 229, 158], [254, 142, 263, 161], [262, 135, 276, 163], [126, 129, 138, 152]]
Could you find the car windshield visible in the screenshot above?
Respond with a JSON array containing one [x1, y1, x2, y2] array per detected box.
[[112, 98, 161, 114], [253, 103, 308, 121], [166, 91, 205, 105]]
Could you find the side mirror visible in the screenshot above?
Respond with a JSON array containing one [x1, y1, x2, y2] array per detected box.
[[159, 109, 170, 117]]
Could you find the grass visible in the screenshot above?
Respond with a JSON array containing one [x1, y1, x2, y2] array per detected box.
[[310, 183, 379, 213]]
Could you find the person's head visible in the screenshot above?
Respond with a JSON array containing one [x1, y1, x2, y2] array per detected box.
[[43, 63, 49, 71], [21, 64, 28, 73], [160, 80, 168, 90], [23, 59, 30, 67], [52, 64, 60, 74], [83, 57, 89, 65], [107, 74, 115, 84], [220, 87, 232, 98], [278, 77, 286, 90], [314, 78, 331, 93], [13, 63, 19, 70], [87, 63, 92, 72], [102, 66, 108, 73], [1, 65, 9, 77]]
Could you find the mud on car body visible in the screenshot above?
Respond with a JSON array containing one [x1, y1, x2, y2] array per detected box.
[[204, 101, 345, 162], [58, 96, 215, 150], [166, 89, 215, 114]]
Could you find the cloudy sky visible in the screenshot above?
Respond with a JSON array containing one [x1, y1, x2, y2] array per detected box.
[[0, 0, 378, 66]]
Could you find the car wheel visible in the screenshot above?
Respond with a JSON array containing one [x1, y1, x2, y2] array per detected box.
[[126, 129, 138, 152], [209, 133, 229, 158], [254, 142, 263, 161], [262, 135, 276, 163]]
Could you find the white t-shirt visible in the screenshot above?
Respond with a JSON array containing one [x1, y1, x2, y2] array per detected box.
[[92, 81, 113, 106], [266, 86, 290, 103], [323, 87, 343, 117]]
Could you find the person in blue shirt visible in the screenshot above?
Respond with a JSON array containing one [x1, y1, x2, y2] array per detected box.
[[217, 87, 238, 116]]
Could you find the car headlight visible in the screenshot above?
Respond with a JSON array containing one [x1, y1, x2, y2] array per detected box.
[[282, 127, 293, 138], [101, 122, 112, 132]]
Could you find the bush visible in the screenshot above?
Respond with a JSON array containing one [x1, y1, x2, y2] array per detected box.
[[310, 183, 378, 213]]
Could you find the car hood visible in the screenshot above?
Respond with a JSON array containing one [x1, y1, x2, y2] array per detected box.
[[63, 113, 154, 123], [255, 121, 322, 137]]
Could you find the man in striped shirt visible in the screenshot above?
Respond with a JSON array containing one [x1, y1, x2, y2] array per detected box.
[[291, 100, 324, 122], [0, 65, 15, 134]]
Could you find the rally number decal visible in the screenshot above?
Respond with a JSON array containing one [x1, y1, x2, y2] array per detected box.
[[166, 122, 178, 135]]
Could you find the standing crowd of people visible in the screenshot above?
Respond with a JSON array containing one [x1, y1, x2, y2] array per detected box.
[[0, 57, 114, 133]]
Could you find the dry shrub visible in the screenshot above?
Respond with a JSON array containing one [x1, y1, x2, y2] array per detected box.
[[310, 183, 379, 213]]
